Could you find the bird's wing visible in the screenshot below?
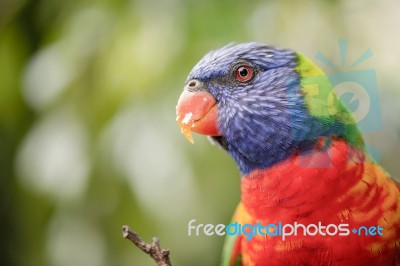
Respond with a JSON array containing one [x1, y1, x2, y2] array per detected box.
[[220, 202, 252, 266], [220, 231, 242, 266]]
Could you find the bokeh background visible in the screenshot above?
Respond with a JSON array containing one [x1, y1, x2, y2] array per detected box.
[[1, 0, 399, 265]]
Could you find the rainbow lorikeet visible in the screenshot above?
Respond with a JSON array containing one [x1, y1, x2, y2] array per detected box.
[[176, 42, 400, 265]]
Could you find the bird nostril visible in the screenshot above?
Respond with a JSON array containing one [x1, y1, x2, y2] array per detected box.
[[185, 79, 206, 92], [188, 80, 197, 88]]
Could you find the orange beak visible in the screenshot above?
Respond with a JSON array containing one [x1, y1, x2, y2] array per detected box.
[[176, 82, 220, 143]]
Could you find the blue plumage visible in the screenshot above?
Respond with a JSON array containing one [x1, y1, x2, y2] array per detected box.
[[186, 42, 353, 175]]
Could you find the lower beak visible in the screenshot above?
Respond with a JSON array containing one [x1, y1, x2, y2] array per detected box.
[[176, 89, 220, 143]]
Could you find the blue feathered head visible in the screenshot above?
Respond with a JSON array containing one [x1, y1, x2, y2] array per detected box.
[[176, 42, 362, 175]]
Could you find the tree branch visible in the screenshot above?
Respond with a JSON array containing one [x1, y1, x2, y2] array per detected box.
[[122, 225, 172, 266]]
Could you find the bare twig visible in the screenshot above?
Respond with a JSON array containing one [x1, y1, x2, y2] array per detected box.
[[122, 225, 172, 266]]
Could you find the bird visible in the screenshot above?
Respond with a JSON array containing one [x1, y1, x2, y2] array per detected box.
[[175, 42, 400, 266]]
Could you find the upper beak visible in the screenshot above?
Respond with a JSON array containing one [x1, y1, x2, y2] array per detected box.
[[176, 80, 220, 143]]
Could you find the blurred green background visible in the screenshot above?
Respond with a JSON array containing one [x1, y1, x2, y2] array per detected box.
[[1, 0, 399, 265]]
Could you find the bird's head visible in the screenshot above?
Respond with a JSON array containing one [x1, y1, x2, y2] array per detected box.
[[176, 42, 363, 175]]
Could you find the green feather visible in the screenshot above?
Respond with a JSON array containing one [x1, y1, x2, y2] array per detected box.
[[220, 227, 241, 266], [296, 53, 364, 149]]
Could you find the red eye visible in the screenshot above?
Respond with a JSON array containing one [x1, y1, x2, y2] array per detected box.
[[235, 65, 254, 82]]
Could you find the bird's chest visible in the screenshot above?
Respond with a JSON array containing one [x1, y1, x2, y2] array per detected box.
[[233, 142, 399, 265], [235, 188, 393, 266]]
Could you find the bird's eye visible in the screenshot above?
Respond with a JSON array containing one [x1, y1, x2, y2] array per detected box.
[[235, 65, 254, 83]]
